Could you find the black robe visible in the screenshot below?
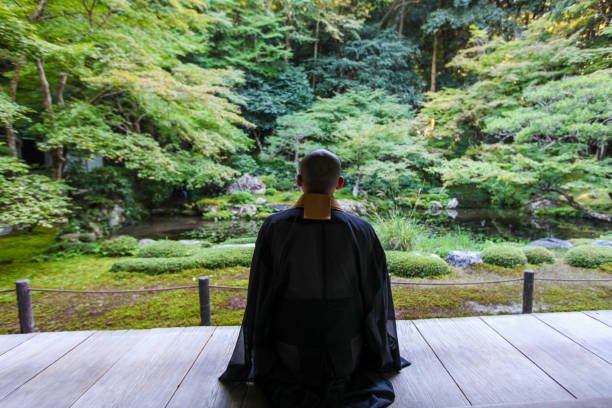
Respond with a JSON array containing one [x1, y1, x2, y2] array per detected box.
[[219, 206, 410, 407]]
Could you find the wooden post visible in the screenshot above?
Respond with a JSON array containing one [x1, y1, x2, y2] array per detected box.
[[199, 276, 211, 326], [522, 270, 535, 314], [16, 279, 34, 333]]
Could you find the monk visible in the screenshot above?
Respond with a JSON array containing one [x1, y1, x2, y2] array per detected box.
[[219, 149, 409, 407]]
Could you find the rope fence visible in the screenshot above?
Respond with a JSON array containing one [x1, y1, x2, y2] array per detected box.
[[2, 270, 611, 333]]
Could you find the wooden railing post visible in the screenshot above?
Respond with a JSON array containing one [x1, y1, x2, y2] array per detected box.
[[199, 276, 211, 326], [522, 270, 535, 314], [16, 279, 34, 333]]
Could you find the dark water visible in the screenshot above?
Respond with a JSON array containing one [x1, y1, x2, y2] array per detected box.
[[117, 209, 610, 241]]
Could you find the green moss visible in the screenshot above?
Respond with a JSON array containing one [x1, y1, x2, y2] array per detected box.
[[522, 246, 555, 265], [136, 240, 194, 258], [386, 251, 450, 278], [565, 245, 612, 269], [481, 245, 527, 267], [100, 236, 138, 257]]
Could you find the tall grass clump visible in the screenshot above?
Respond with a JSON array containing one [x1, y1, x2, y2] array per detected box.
[[372, 211, 426, 251], [415, 228, 484, 257]]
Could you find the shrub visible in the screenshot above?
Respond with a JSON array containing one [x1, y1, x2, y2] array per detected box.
[[481, 245, 527, 267], [37, 241, 99, 260], [228, 191, 254, 204], [565, 245, 612, 269], [100, 236, 138, 257], [372, 212, 426, 251], [111, 246, 254, 274], [259, 175, 277, 189], [136, 240, 194, 258], [386, 251, 450, 278], [202, 210, 234, 221], [265, 187, 278, 196], [522, 246, 555, 264]]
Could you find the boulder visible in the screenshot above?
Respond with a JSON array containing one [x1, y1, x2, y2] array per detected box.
[[268, 204, 291, 212], [108, 204, 125, 228], [178, 239, 204, 245], [138, 239, 156, 247], [60, 232, 97, 243], [528, 238, 572, 249], [446, 198, 459, 209], [445, 251, 482, 267], [227, 174, 266, 195], [593, 240, 612, 247], [336, 199, 367, 216], [255, 197, 267, 205], [0, 226, 14, 236]]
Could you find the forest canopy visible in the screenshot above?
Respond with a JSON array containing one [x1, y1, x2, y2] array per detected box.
[[1, 0, 610, 230]]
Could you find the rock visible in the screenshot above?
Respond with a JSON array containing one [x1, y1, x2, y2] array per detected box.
[[446, 209, 458, 219], [593, 240, 612, 247], [178, 239, 203, 245], [227, 174, 266, 195], [60, 232, 97, 243], [528, 198, 556, 212], [430, 201, 443, 211], [445, 251, 483, 267], [228, 204, 258, 217], [446, 198, 459, 209], [268, 204, 291, 212], [211, 243, 256, 249], [0, 226, 14, 236], [138, 239, 156, 247], [528, 238, 572, 249], [108, 204, 125, 228], [88, 222, 103, 238], [336, 199, 367, 216], [255, 197, 267, 205]]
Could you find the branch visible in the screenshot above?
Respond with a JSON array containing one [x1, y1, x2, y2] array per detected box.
[[30, 0, 49, 22], [543, 185, 611, 222]]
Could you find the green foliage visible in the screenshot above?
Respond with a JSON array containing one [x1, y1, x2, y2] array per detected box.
[[386, 251, 450, 278], [136, 241, 194, 258], [522, 246, 556, 265], [100, 236, 139, 257], [228, 192, 255, 204], [39, 241, 100, 260], [565, 245, 612, 269], [111, 246, 254, 274], [372, 212, 426, 251], [221, 237, 257, 245], [481, 245, 527, 267]]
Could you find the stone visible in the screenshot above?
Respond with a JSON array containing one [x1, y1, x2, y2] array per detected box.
[[227, 174, 266, 195], [255, 197, 267, 205], [211, 243, 256, 249], [138, 239, 156, 247], [228, 204, 258, 217], [0, 226, 14, 236], [528, 238, 572, 249], [108, 204, 125, 228], [593, 240, 612, 247], [445, 251, 483, 268], [446, 198, 459, 209], [60, 232, 97, 243], [336, 199, 367, 216], [446, 209, 458, 219], [268, 204, 291, 212], [528, 198, 556, 212], [430, 201, 443, 211], [178, 239, 203, 245]]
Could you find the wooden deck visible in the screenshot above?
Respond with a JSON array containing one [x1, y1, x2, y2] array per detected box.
[[0, 311, 611, 408]]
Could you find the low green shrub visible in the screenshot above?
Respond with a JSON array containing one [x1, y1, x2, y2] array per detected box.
[[228, 191, 254, 204], [259, 175, 277, 189], [136, 240, 194, 258], [522, 246, 555, 264], [265, 187, 278, 196], [111, 246, 254, 274], [36, 241, 99, 260], [565, 245, 612, 269], [100, 236, 138, 257], [372, 212, 426, 251], [386, 251, 450, 278], [481, 245, 527, 267]]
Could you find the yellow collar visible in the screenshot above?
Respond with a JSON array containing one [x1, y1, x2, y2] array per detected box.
[[292, 193, 343, 220]]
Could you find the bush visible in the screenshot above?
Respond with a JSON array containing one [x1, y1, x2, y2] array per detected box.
[[37, 241, 99, 260], [372, 212, 426, 251], [259, 175, 277, 189], [386, 251, 450, 278], [100, 236, 138, 257], [565, 245, 612, 269], [111, 246, 254, 274], [228, 191, 254, 204], [136, 240, 194, 258], [481, 245, 527, 267], [522, 246, 555, 264]]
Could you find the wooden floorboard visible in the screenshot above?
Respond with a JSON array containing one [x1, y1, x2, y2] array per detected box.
[[0, 331, 93, 401], [413, 317, 574, 406], [390, 320, 470, 408], [71, 326, 213, 408], [473, 397, 612, 408], [0, 333, 36, 357], [482, 314, 612, 400], [535, 312, 612, 364], [583, 310, 612, 328], [0, 330, 143, 408]]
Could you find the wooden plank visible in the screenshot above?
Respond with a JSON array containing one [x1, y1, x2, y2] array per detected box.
[[0, 331, 93, 400], [0, 333, 36, 357], [474, 396, 612, 408], [72, 326, 214, 408], [0, 330, 143, 408], [414, 316, 574, 406], [390, 320, 470, 407], [583, 310, 612, 328], [166, 326, 246, 408], [535, 312, 612, 364], [483, 314, 612, 399]]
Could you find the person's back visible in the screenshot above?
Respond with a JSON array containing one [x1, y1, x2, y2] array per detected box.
[[219, 150, 409, 407]]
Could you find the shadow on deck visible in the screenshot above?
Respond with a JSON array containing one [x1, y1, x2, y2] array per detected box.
[[0, 311, 611, 407]]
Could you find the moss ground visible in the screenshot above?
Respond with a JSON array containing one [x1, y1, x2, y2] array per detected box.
[[1, 229, 610, 334]]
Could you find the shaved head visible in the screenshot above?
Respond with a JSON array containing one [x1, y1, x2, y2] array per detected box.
[[298, 149, 342, 194]]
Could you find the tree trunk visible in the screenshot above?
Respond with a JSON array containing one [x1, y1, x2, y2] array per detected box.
[[352, 174, 360, 198], [253, 129, 263, 152], [311, 20, 320, 90], [398, 2, 405, 36], [36, 59, 65, 180], [544, 185, 611, 222], [5, 61, 23, 157], [596, 140, 607, 160], [31, 0, 49, 22], [56, 73, 67, 106], [430, 31, 438, 92], [294, 138, 300, 175]]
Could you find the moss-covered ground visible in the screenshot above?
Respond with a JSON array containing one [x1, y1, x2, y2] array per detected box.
[[1, 229, 610, 334]]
